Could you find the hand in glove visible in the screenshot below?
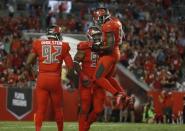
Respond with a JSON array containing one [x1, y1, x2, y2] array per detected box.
[[91, 44, 101, 52]]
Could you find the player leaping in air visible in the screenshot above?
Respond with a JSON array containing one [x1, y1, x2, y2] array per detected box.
[[23, 25, 75, 131], [91, 7, 127, 105]]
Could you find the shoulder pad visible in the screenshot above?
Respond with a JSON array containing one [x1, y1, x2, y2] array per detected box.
[[77, 41, 91, 50], [103, 18, 121, 32], [40, 35, 48, 40]]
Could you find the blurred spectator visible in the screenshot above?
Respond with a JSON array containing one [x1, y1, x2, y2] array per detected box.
[[162, 91, 173, 123], [142, 97, 155, 123], [104, 92, 113, 122], [119, 103, 129, 122], [111, 98, 120, 122], [120, 94, 136, 122], [7, 3, 15, 17], [3, 37, 11, 54]]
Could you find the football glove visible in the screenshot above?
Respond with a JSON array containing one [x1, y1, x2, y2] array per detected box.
[[91, 44, 101, 52]]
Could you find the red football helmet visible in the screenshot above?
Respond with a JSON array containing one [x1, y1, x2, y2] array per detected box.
[[47, 25, 62, 40], [86, 26, 102, 44], [92, 8, 111, 26]]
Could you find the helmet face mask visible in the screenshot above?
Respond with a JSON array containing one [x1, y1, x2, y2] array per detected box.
[[92, 33, 102, 44], [93, 16, 104, 27]]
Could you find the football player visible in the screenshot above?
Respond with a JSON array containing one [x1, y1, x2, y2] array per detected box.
[[91, 8, 126, 105], [74, 26, 105, 131], [24, 25, 74, 131]]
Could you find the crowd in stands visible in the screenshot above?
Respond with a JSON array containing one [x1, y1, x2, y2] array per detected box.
[[0, 34, 35, 87], [118, 0, 185, 91], [0, 0, 184, 89]]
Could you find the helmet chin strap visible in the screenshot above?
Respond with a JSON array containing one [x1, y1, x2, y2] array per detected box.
[[104, 14, 111, 22]]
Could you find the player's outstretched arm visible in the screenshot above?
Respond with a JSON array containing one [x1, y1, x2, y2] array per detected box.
[[92, 32, 115, 54], [63, 52, 74, 77], [25, 53, 37, 70], [25, 40, 38, 71], [63, 51, 79, 89]]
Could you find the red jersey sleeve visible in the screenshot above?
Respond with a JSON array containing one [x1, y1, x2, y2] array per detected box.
[[62, 42, 73, 69], [31, 40, 39, 54], [62, 42, 70, 54]]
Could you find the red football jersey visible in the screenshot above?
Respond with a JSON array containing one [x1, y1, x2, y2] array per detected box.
[[31, 39, 72, 75], [77, 41, 99, 77], [101, 17, 123, 48]]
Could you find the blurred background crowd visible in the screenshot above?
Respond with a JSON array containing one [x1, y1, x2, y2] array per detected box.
[[0, 0, 185, 123]]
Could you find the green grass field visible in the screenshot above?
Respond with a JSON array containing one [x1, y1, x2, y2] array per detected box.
[[0, 122, 185, 131]]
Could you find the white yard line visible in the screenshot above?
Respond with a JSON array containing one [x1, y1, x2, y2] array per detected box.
[[0, 126, 56, 129]]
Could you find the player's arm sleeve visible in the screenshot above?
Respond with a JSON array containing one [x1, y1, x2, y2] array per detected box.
[[31, 40, 38, 54], [25, 41, 37, 70], [100, 32, 115, 53], [64, 50, 73, 70], [64, 52, 75, 79], [62, 43, 75, 76], [63, 44, 79, 88], [26, 53, 37, 66], [74, 50, 85, 74]]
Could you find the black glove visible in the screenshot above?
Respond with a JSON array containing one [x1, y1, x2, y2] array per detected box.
[[66, 70, 79, 89], [66, 81, 76, 92], [91, 44, 101, 52]]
